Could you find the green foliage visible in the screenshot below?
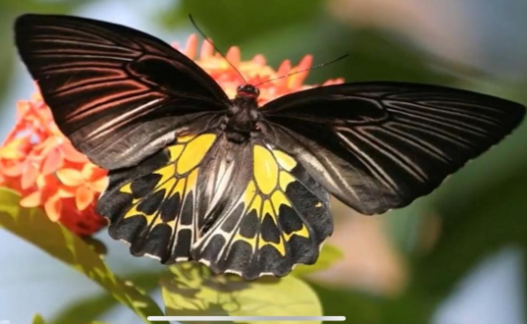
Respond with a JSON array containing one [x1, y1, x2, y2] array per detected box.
[[160, 0, 324, 44], [32, 314, 46, 324], [33, 314, 110, 324], [0, 188, 166, 324], [49, 272, 162, 324], [162, 263, 322, 324]]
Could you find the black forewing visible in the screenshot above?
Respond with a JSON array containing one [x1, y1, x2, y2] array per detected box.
[[15, 14, 230, 170], [261, 82, 525, 214]]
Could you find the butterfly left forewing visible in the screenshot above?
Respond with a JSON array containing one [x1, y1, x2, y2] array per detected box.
[[15, 14, 230, 170], [192, 142, 332, 280]]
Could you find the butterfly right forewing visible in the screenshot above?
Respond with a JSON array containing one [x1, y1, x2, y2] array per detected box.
[[261, 82, 525, 215]]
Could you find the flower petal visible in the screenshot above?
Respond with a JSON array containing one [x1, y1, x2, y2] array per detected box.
[[56, 168, 84, 186], [89, 177, 108, 193], [21, 161, 40, 189], [76, 185, 94, 211], [2, 162, 24, 177], [200, 37, 214, 59], [44, 194, 62, 222], [185, 34, 198, 59], [253, 54, 266, 65], [42, 148, 64, 175], [0, 137, 30, 159], [62, 142, 88, 163], [276, 59, 292, 88], [226, 46, 241, 66], [20, 191, 42, 207], [58, 186, 77, 198], [289, 55, 313, 89], [81, 163, 107, 181]]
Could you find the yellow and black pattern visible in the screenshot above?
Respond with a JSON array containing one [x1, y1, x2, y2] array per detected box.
[[99, 135, 332, 279], [98, 132, 218, 262], [192, 143, 333, 280]]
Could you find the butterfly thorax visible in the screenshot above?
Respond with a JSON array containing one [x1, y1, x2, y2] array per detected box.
[[224, 85, 261, 143]]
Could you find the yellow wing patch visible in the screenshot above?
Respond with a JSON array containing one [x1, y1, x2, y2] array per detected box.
[[189, 142, 332, 279], [253, 145, 279, 195], [273, 149, 297, 171], [117, 133, 217, 242], [177, 134, 216, 175], [224, 145, 311, 257]]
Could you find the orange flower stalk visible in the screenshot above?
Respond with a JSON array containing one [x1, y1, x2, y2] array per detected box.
[[0, 34, 343, 236]]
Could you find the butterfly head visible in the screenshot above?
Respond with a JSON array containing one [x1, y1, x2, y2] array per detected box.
[[236, 84, 260, 100]]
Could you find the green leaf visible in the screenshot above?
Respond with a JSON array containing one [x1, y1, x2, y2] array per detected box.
[[50, 271, 162, 324], [0, 188, 167, 324], [291, 244, 343, 277], [51, 293, 116, 324], [32, 314, 46, 324], [34, 311, 120, 324], [162, 263, 322, 324]]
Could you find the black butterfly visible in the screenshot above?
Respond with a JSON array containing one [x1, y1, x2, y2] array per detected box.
[[15, 14, 525, 280]]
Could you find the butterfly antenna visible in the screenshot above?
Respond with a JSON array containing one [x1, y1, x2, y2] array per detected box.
[[254, 53, 349, 87], [189, 14, 247, 84]]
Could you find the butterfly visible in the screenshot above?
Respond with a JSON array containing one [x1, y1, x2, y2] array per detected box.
[[15, 14, 525, 280]]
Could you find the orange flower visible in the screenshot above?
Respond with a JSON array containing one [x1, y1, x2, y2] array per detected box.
[[0, 34, 343, 236], [174, 34, 344, 104], [0, 95, 108, 235]]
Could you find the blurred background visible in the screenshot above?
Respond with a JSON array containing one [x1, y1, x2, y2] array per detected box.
[[1, 0, 527, 323]]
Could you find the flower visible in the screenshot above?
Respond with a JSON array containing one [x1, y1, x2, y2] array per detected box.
[[173, 34, 344, 104], [0, 34, 343, 236], [0, 95, 108, 235]]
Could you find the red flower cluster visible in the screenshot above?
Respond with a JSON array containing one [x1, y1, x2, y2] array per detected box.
[[0, 93, 108, 235], [0, 34, 343, 236]]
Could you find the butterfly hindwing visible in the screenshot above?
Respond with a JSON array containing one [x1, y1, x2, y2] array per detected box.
[[192, 142, 332, 280], [15, 14, 230, 170], [98, 127, 222, 262], [261, 82, 525, 214], [101, 131, 333, 279]]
